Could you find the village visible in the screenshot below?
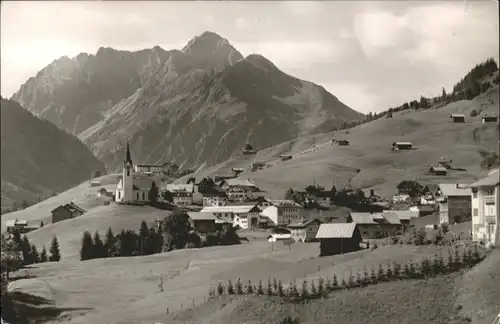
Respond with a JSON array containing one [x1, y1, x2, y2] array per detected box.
[[6, 136, 499, 257]]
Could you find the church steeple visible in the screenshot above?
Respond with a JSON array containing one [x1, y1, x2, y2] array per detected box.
[[124, 141, 133, 167]]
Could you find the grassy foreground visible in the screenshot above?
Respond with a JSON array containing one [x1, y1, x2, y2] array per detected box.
[[166, 248, 500, 324]]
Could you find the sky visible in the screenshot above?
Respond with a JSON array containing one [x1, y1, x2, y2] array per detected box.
[[1, 1, 499, 113]]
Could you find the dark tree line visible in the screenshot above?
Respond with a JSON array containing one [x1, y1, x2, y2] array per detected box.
[[9, 231, 61, 265], [80, 222, 163, 261], [80, 210, 241, 261]]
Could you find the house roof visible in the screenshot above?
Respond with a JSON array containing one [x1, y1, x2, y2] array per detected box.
[[431, 166, 447, 172], [309, 191, 332, 198], [287, 218, 322, 229], [316, 223, 357, 239], [394, 142, 413, 146], [423, 184, 440, 193], [468, 170, 500, 187], [5, 219, 28, 227], [165, 184, 194, 192], [66, 202, 86, 213], [451, 114, 465, 118], [380, 212, 402, 225], [270, 200, 303, 208], [385, 210, 418, 221], [200, 205, 259, 214], [187, 212, 216, 221], [136, 164, 163, 167], [349, 212, 378, 224], [117, 174, 155, 191], [438, 183, 472, 196], [225, 179, 258, 188]]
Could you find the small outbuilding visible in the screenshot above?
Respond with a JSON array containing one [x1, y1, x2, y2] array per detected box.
[[450, 114, 466, 123], [316, 223, 362, 256], [392, 142, 413, 151], [482, 115, 498, 123], [336, 140, 350, 146], [187, 212, 216, 233], [429, 166, 448, 176], [280, 155, 293, 162]]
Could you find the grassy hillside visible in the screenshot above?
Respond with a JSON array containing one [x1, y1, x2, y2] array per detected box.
[[182, 85, 499, 198], [1, 173, 121, 228], [165, 250, 500, 324], [8, 242, 461, 324]]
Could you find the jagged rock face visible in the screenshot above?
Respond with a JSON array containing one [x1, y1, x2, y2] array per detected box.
[[11, 31, 364, 172], [0, 98, 105, 208]]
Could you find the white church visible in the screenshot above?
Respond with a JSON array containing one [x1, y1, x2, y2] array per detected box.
[[115, 142, 157, 203]]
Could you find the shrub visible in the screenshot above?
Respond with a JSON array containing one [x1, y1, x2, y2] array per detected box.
[[470, 109, 478, 117], [386, 263, 394, 280], [332, 274, 339, 289], [361, 268, 369, 286], [347, 269, 354, 288], [277, 280, 284, 297], [326, 277, 333, 291], [377, 264, 385, 282], [355, 269, 362, 287], [318, 277, 325, 295], [409, 261, 417, 278], [392, 262, 401, 278], [421, 257, 431, 276], [403, 262, 411, 278]]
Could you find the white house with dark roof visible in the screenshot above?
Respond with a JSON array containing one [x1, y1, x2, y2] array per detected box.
[[115, 142, 157, 203], [199, 205, 261, 229], [469, 169, 500, 247]]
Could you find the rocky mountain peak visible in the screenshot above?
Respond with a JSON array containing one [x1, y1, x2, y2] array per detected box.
[[182, 31, 244, 71], [244, 54, 278, 72]]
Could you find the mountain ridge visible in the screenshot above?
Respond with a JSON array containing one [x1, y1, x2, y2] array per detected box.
[[11, 31, 364, 172], [0, 98, 105, 211]]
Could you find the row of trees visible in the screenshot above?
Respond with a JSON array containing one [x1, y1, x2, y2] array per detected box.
[[1, 232, 61, 270], [80, 209, 241, 261], [80, 222, 163, 261], [207, 246, 486, 301], [284, 184, 369, 210]]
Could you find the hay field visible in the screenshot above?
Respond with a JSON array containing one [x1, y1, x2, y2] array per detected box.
[[9, 241, 467, 324], [183, 87, 499, 198]]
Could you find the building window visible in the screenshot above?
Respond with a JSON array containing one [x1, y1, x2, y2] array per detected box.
[[118, 191, 121, 199], [473, 191, 477, 198], [127, 170, 130, 176], [137, 192, 139, 200], [473, 208, 478, 217], [142, 192, 145, 200]]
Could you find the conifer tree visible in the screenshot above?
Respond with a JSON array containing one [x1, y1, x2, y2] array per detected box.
[[80, 230, 94, 261], [20, 236, 31, 265], [301, 280, 309, 297], [257, 280, 264, 295], [333, 273, 339, 288], [246, 280, 254, 294], [216, 281, 224, 296], [49, 236, 61, 261], [377, 264, 385, 282], [30, 244, 39, 263], [236, 278, 243, 295], [267, 277, 273, 296], [139, 221, 149, 255], [310, 279, 317, 296], [277, 280, 284, 297], [318, 277, 325, 295], [40, 245, 48, 263], [104, 227, 117, 257], [273, 277, 278, 291], [93, 231, 105, 259], [370, 265, 377, 284], [227, 280, 235, 295]]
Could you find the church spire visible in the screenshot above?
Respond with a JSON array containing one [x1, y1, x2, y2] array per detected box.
[[125, 141, 133, 166]]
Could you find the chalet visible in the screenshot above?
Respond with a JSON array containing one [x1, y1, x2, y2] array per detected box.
[[250, 162, 266, 172], [287, 218, 323, 242], [437, 183, 472, 224], [202, 190, 228, 207], [165, 184, 195, 205], [429, 166, 448, 176], [97, 188, 114, 198], [231, 168, 245, 177], [348, 212, 402, 239], [392, 194, 410, 204], [450, 114, 466, 123], [187, 212, 216, 233], [392, 142, 413, 151], [134, 164, 164, 173], [260, 200, 303, 226], [316, 223, 362, 256], [5, 219, 37, 234], [336, 140, 350, 146], [482, 115, 498, 123], [241, 144, 257, 155], [267, 233, 292, 242], [384, 210, 419, 233], [306, 191, 332, 208], [409, 205, 436, 217], [199, 205, 261, 229], [436, 159, 453, 169], [421, 184, 439, 205], [469, 169, 499, 246], [280, 155, 293, 162], [51, 202, 86, 224]]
